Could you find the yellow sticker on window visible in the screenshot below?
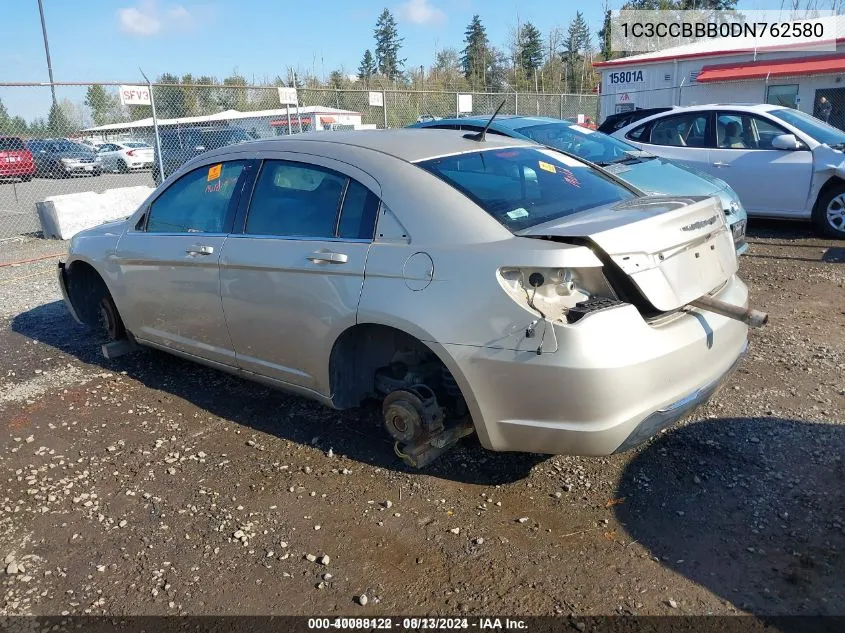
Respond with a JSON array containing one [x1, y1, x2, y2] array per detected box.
[[207, 163, 222, 181], [538, 161, 556, 173]]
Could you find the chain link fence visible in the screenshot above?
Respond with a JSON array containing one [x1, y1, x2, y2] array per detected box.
[[0, 82, 598, 240]]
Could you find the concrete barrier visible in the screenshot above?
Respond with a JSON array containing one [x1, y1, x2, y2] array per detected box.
[[36, 186, 153, 240]]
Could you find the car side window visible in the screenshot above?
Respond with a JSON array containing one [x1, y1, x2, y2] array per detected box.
[[245, 160, 346, 238], [146, 160, 247, 234], [338, 179, 380, 240], [648, 113, 709, 148], [716, 112, 793, 150]]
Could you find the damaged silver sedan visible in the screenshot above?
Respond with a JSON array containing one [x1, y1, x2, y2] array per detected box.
[[58, 129, 766, 467]]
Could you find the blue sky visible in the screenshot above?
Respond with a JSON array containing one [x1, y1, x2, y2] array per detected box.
[[1, 0, 781, 121]]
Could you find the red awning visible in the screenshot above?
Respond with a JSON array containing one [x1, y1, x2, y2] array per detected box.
[[270, 117, 312, 127], [320, 116, 337, 124], [697, 53, 845, 83]]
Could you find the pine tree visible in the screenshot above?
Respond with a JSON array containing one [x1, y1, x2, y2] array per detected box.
[[597, 9, 612, 60], [48, 101, 73, 136], [358, 49, 377, 84], [518, 22, 544, 75], [154, 73, 187, 118], [461, 15, 490, 89], [374, 9, 405, 81], [564, 12, 590, 90], [0, 98, 10, 134], [84, 84, 121, 126]]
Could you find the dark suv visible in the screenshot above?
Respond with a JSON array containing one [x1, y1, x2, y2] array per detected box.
[[152, 126, 252, 185]]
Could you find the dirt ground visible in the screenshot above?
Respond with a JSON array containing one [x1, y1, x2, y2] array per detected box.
[[0, 221, 843, 618]]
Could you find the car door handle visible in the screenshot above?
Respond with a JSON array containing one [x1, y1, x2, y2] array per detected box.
[[712, 161, 730, 168], [185, 245, 214, 255], [307, 251, 348, 264]]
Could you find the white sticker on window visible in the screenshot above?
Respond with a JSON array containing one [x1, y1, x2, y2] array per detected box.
[[507, 208, 529, 219], [537, 148, 584, 167]]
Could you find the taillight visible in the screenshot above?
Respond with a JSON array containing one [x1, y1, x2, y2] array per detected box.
[[126, 150, 136, 156], [497, 267, 617, 323]]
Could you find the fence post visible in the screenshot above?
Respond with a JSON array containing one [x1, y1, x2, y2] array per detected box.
[[140, 69, 165, 182], [455, 92, 459, 118], [382, 91, 388, 129], [514, 92, 518, 115], [560, 95, 564, 120]]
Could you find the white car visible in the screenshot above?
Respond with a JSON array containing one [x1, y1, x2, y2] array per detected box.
[[610, 104, 845, 238], [96, 141, 154, 173]]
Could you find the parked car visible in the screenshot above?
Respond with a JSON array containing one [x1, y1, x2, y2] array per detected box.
[[97, 141, 154, 173], [0, 136, 36, 182], [26, 138, 102, 178], [609, 103, 845, 238], [152, 125, 252, 185], [409, 115, 748, 254], [597, 107, 674, 135], [58, 130, 764, 467]]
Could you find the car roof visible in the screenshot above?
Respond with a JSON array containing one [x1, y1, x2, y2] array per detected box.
[[204, 129, 531, 163], [415, 115, 568, 130]]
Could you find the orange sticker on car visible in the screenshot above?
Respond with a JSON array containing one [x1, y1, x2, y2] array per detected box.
[[207, 164, 222, 181], [538, 161, 556, 173]]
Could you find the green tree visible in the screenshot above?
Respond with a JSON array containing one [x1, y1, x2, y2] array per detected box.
[[357, 49, 377, 85], [431, 48, 463, 89], [154, 73, 187, 118], [0, 98, 10, 134], [598, 9, 613, 60], [461, 15, 491, 89], [564, 12, 590, 91], [28, 117, 49, 138], [84, 84, 121, 126], [518, 22, 544, 76], [48, 101, 74, 136], [374, 8, 404, 81], [219, 73, 248, 111], [9, 116, 27, 135]]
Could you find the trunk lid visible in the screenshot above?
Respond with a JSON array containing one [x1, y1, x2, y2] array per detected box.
[[517, 195, 737, 312]]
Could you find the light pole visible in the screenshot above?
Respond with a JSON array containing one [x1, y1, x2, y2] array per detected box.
[[37, 0, 57, 106]]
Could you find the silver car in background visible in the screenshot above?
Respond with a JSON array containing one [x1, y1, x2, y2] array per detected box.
[[58, 130, 765, 468]]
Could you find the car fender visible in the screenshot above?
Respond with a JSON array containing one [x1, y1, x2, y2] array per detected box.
[[809, 144, 845, 211]]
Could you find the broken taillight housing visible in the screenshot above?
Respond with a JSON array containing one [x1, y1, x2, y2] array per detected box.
[[497, 267, 617, 323]]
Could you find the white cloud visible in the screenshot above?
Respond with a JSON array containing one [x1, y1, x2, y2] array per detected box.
[[117, 0, 205, 36], [118, 3, 162, 36], [397, 0, 446, 26]]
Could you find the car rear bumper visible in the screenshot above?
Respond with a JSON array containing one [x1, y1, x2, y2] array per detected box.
[[441, 274, 750, 456], [63, 164, 101, 173], [0, 164, 35, 177]]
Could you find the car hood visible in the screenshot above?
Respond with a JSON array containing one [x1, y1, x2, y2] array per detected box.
[[602, 156, 726, 196], [517, 195, 738, 312]]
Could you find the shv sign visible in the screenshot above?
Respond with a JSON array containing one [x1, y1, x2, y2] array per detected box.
[[119, 85, 151, 106]]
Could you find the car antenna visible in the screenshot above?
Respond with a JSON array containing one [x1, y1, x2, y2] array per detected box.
[[465, 100, 506, 142]]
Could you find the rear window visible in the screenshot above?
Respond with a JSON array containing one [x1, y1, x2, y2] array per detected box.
[[417, 147, 635, 231], [0, 137, 26, 151]]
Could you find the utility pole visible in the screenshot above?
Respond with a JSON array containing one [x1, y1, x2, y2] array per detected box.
[[37, 0, 57, 106]]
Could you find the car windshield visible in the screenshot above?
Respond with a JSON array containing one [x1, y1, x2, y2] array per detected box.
[[46, 140, 89, 153], [513, 122, 648, 167], [417, 146, 635, 231], [203, 128, 251, 149], [769, 108, 845, 148], [124, 142, 150, 148]]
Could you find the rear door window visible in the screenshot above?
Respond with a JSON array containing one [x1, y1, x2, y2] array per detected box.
[[245, 160, 380, 240], [146, 160, 248, 233], [648, 113, 710, 147]]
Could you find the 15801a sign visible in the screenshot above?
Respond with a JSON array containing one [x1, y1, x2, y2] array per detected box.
[[608, 70, 645, 85]]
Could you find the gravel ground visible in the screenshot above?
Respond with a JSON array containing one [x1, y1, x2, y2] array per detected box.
[[0, 222, 842, 617]]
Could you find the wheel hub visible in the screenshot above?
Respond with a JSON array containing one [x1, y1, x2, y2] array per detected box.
[[826, 193, 845, 231]]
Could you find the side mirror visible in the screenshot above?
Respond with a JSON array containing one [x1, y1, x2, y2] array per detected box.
[[771, 133, 801, 150]]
